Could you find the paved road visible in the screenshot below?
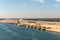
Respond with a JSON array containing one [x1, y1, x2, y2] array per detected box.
[[0, 22, 60, 40]]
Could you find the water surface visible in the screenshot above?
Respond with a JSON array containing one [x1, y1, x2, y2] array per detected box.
[[0, 23, 60, 40]]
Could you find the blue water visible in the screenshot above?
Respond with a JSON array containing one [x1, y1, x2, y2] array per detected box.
[[0, 22, 60, 40]]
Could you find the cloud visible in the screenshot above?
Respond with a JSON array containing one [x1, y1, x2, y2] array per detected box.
[[55, 0, 60, 2], [30, 0, 60, 3], [23, 4, 28, 6], [49, 4, 59, 8], [54, 4, 59, 8], [37, 0, 44, 3], [30, 0, 45, 3]]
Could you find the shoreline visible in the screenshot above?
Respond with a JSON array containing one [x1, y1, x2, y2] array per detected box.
[[0, 19, 60, 33]]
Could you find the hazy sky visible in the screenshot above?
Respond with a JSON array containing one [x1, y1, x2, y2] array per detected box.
[[0, 0, 60, 18]]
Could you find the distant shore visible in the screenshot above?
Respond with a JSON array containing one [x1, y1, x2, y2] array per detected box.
[[0, 18, 60, 33]]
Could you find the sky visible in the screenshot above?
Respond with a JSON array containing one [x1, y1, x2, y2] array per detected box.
[[0, 0, 60, 18]]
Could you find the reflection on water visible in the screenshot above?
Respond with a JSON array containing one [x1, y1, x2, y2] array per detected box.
[[0, 23, 60, 40]]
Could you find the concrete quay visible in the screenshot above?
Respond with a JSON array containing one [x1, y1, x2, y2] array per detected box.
[[0, 19, 60, 33]]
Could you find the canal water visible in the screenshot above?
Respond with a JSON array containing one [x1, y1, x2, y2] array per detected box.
[[0, 22, 60, 40]]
